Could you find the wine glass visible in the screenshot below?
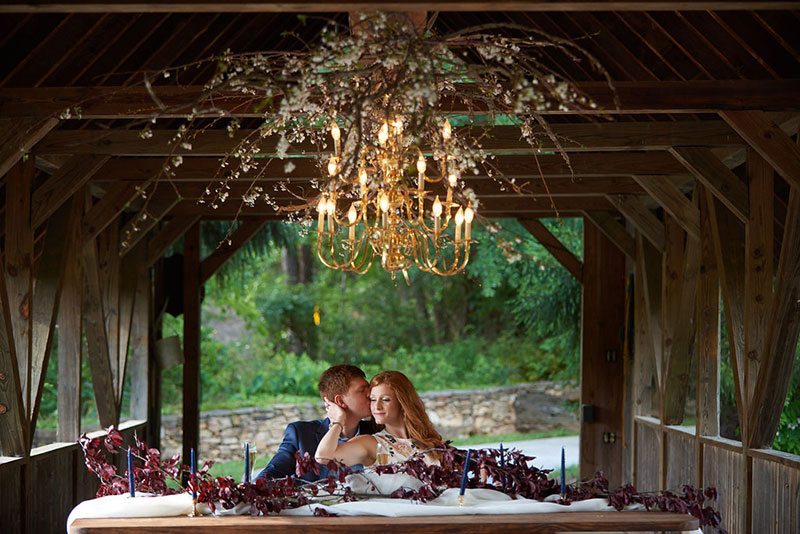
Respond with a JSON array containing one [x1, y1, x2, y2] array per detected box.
[[376, 441, 390, 465]]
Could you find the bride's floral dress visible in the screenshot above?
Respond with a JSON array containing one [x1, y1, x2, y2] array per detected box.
[[373, 430, 439, 465]]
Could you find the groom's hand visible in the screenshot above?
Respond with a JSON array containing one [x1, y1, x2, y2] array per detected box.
[[323, 397, 347, 424]]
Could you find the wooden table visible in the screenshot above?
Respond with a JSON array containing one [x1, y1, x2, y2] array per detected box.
[[70, 512, 699, 533]]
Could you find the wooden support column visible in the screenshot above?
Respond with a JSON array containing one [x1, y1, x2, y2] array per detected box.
[[129, 266, 150, 421], [5, 159, 34, 418], [581, 219, 626, 488], [182, 222, 201, 464], [0, 253, 27, 455], [583, 211, 635, 259], [97, 222, 122, 398], [632, 235, 658, 419], [117, 246, 140, 402], [147, 260, 165, 448], [57, 195, 84, 442]]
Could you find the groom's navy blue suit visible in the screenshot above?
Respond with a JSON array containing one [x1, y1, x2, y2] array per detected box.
[[256, 417, 378, 482]]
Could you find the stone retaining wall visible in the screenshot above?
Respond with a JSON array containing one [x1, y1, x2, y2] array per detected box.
[[160, 381, 579, 462]]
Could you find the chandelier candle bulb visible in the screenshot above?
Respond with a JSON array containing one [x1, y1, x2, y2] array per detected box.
[[378, 122, 389, 146], [327, 156, 338, 177], [317, 197, 326, 233], [442, 118, 452, 141], [348, 204, 357, 241], [464, 207, 474, 241], [455, 207, 464, 244]]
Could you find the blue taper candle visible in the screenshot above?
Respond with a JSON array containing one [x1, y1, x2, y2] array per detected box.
[[244, 442, 250, 483], [459, 449, 473, 496], [127, 447, 135, 498], [560, 446, 566, 496], [190, 447, 197, 499], [499, 443, 506, 492]]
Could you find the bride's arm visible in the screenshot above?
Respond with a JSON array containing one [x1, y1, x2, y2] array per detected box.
[[315, 430, 376, 466]]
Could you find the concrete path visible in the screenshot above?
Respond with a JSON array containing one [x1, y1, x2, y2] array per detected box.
[[465, 435, 579, 472]]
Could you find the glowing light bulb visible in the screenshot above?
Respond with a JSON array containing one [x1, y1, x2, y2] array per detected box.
[[455, 206, 465, 225], [416, 154, 426, 175], [327, 156, 338, 177], [317, 196, 327, 213], [378, 122, 389, 146], [359, 168, 368, 188], [432, 196, 442, 218], [393, 117, 404, 135], [448, 173, 458, 188], [330, 121, 340, 143], [442, 118, 452, 141], [326, 198, 336, 215], [464, 206, 475, 223], [348, 203, 358, 224], [380, 193, 390, 213]]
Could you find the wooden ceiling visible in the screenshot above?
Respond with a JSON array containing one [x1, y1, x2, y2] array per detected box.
[[1, 2, 799, 238]]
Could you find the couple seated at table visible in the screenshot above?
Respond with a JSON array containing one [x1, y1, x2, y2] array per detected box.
[[256, 365, 442, 482]]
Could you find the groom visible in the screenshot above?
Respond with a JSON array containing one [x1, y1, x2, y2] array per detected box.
[[256, 364, 377, 482]]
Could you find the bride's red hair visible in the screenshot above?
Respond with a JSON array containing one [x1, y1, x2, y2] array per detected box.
[[370, 371, 443, 450]]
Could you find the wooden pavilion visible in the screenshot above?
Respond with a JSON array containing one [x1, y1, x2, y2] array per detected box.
[[0, 2, 799, 532]]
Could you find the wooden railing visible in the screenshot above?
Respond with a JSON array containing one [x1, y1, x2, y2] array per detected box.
[[0, 420, 145, 534], [633, 415, 800, 533]]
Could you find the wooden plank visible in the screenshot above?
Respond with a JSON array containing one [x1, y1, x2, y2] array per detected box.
[[0, 259, 27, 456], [29, 154, 109, 231], [200, 219, 266, 284], [747, 188, 800, 449], [743, 149, 773, 410], [116, 245, 140, 402], [37, 121, 744, 155], [28, 446, 76, 534], [519, 219, 582, 282], [662, 211, 701, 425], [128, 267, 149, 420], [696, 186, 720, 438], [670, 147, 749, 223], [183, 223, 201, 463], [82, 229, 118, 428], [120, 197, 181, 256], [146, 216, 200, 267], [632, 237, 657, 418], [0, 458, 24, 532], [581, 221, 625, 487], [632, 176, 700, 240], [97, 221, 121, 396], [721, 110, 800, 190], [703, 442, 746, 533], [83, 181, 141, 242], [68, 512, 700, 533], [606, 194, 665, 252], [29, 198, 79, 434], [57, 195, 83, 442], [660, 216, 685, 409], [751, 455, 800, 533], [582, 211, 635, 259], [640, 232, 664, 392], [3, 80, 800, 118], [0, 117, 58, 179], [634, 420, 661, 491], [705, 193, 747, 432], [4, 159, 34, 418], [665, 431, 696, 491]]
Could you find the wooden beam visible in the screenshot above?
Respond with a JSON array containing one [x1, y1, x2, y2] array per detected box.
[[128, 267, 149, 421], [706, 193, 747, 430], [120, 197, 181, 256], [518, 219, 583, 282], [182, 223, 201, 462], [4, 159, 34, 417], [582, 211, 635, 259], [0, 117, 58, 179], [146, 216, 201, 267], [117, 246, 140, 403], [200, 220, 267, 284], [2, 1, 799, 12], [56, 194, 83, 442], [747, 188, 800, 448], [696, 185, 720, 438], [633, 176, 700, 240], [37, 121, 744, 155], [721, 110, 800, 190], [3, 80, 800, 118], [30, 155, 110, 230], [97, 222, 121, 397], [82, 219, 118, 428], [29, 197, 79, 433], [0, 253, 27, 455], [670, 147, 749, 223], [639, 233, 663, 393], [606, 194, 665, 252], [743, 149, 773, 409], [662, 213, 701, 425], [83, 182, 142, 242], [633, 236, 658, 418]]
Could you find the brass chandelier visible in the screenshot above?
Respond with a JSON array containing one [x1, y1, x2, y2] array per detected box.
[[317, 116, 475, 279]]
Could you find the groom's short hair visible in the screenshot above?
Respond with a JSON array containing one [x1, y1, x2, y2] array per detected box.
[[318, 364, 366, 400]]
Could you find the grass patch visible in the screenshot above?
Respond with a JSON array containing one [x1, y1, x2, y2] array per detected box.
[[548, 464, 580, 483], [450, 428, 577, 447]]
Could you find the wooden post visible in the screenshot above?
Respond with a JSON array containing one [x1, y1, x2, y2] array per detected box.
[[182, 222, 201, 464], [146, 260, 165, 449], [129, 266, 150, 421], [581, 217, 626, 487]]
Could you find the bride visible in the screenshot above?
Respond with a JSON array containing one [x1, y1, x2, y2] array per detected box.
[[316, 370, 443, 467]]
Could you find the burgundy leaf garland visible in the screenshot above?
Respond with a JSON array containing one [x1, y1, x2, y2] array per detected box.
[[80, 428, 724, 531]]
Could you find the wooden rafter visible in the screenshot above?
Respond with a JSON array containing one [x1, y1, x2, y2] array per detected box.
[[146, 216, 201, 267], [120, 197, 181, 256], [0, 117, 58, 179], [3, 80, 800, 118], [83, 181, 142, 242], [670, 147, 750, 223], [582, 211, 635, 258], [200, 220, 267, 284], [633, 176, 700, 240], [518, 219, 583, 282], [606, 194, 665, 252]]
